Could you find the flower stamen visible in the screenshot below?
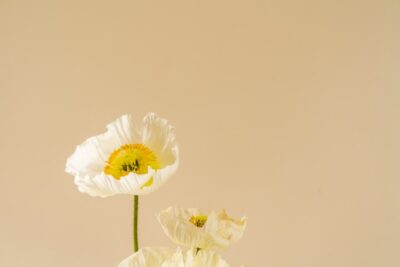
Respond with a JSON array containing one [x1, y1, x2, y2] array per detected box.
[[104, 144, 160, 181], [189, 215, 208, 228]]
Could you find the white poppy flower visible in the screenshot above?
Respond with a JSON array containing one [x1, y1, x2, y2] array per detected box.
[[157, 207, 247, 250], [118, 247, 229, 267], [65, 113, 179, 197]]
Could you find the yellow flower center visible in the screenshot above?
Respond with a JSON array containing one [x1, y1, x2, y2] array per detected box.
[[104, 144, 160, 181], [189, 215, 208, 228]]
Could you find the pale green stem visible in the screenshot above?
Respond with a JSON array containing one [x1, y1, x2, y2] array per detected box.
[[133, 195, 139, 252]]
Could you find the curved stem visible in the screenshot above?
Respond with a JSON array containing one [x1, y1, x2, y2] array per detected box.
[[133, 195, 139, 252]]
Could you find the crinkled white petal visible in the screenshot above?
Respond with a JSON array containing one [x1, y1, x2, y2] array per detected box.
[[118, 247, 174, 267], [160, 248, 185, 267], [205, 210, 247, 249], [186, 249, 229, 267], [157, 207, 247, 250], [141, 113, 178, 167], [73, 168, 154, 197], [65, 113, 179, 197], [161, 248, 229, 267], [119, 248, 230, 267]]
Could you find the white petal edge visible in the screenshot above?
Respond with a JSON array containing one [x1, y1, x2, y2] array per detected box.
[[205, 210, 247, 249], [118, 247, 174, 267], [141, 113, 178, 168], [161, 248, 230, 267], [189, 249, 229, 267]]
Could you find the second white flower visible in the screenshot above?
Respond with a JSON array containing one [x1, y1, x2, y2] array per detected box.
[[157, 207, 247, 250]]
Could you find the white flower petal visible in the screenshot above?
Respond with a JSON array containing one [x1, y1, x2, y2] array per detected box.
[[118, 248, 231, 267], [136, 161, 179, 195], [107, 114, 141, 145], [160, 247, 185, 267], [65, 137, 109, 178], [141, 113, 178, 167], [74, 169, 158, 197], [161, 248, 229, 267], [205, 210, 247, 249], [118, 247, 174, 267], [190, 249, 229, 267]]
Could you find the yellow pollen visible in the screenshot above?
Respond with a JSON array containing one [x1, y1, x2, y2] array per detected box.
[[104, 144, 160, 182], [189, 215, 208, 228]]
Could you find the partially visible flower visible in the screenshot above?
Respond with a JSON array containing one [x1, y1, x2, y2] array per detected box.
[[65, 113, 179, 197], [118, 247, 229, 267], [162, 248, 229, 267], [118, 247, 174, 267], [157, 207, 247, 250]]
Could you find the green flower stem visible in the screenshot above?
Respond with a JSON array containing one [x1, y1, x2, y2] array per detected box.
[[133, 195, 139, 252]]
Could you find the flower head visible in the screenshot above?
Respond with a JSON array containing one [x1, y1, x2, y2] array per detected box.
[[118, 247, 229, 267], [65, 113, 179, 197], [157, 207, 247, 250]]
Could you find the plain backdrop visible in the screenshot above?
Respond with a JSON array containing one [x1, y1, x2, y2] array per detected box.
[[1, 0, 400, 266]]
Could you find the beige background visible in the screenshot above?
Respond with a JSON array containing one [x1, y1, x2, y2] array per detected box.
[[1, 0, 400, 266]]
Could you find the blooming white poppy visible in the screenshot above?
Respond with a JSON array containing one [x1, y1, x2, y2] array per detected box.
[[65, 113, 179, 197], [118, 247, 229, 267], [157, 207, 247, 250]]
